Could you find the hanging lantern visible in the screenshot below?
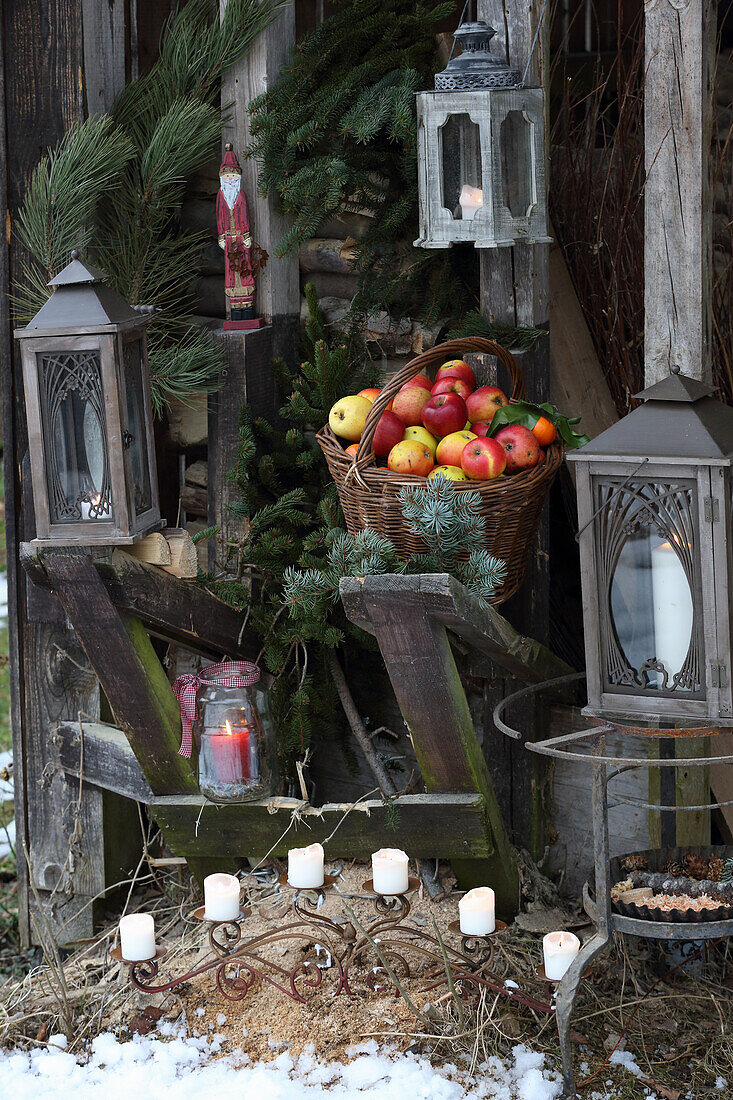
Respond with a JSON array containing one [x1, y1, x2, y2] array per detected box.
[[566, 367, 733, 726], [415, 21, 550, 250], [15, 251, 162, 546]]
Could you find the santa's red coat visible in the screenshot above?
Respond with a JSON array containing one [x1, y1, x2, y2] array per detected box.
[[216, 188, 254, 294]]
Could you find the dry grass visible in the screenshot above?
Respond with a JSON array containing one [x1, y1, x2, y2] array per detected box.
[[0, 860, 729, 1096]]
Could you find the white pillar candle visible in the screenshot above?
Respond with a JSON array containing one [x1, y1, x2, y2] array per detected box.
[[543, 931, 581, 981], [459, 886, 496, 935], [204, 872, 241, 921], [372, 848, 409, 895], [119, 913, 156, 962], [651, 541, 693, 685], [459, 184, 483, 221], [288, 843, 325, 889]]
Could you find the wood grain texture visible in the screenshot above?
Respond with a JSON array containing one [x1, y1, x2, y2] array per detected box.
[[154, 792, 493, 861], [340, 574, 519, 915], [82, 0, 127, 115], [219, 0, 299, 350], [55, 722, 154, 803], [39, 551, 197, 795], [644, 0, 715, 384], [208, 326, 277, 574]]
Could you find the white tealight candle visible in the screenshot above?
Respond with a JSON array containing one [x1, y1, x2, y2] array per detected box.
[[459, 184, 483, 221], [543, 931, 581, 981], [371, 848, 409, 895], [204, 872, 241, 921], [119, 913, 156, 962], [651, 541, 693, 686], [459, 886, 496, 935], [288, 843, 325, 889]]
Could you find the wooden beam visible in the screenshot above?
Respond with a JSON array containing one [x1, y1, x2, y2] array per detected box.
[[644, 0, 715, 384], [81, 0, 127, 115], [220, 0, 299, 362], [22, 545, 254, 659], [154, 792, 493, 861], [54, 722, 154, 803], [341, 574, 519, 917], [38, 551, 197, 796]]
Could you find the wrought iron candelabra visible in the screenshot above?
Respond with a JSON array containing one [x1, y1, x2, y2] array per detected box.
[[113, 876, 553, 1016]]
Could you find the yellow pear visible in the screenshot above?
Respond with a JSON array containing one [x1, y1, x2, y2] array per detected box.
[[328, 395, 372, 442]]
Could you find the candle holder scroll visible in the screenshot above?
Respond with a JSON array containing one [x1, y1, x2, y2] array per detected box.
[[119, 879, 553, 1016]]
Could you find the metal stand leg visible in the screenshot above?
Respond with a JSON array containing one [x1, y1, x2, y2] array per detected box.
[[555, 746, 612, 1097]]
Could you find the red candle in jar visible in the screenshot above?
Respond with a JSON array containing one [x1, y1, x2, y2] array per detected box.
[[210, 720, 251, 784]]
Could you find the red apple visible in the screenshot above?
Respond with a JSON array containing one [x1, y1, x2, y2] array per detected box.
[[392, 384, 432, 426], [431, 376, 473, 402], [421, 393, 468, 439], [435, 359, 476, 390], [494, 425, 541, 473], [399, 373, 433, 392], [387, 439, 434, 477], [436, 429, 476, 467], [461, 436, 507, 480], [358, 387, 393, 411], [371, 409, 405, 457], [470, 421, 491, 437], [466, 385, 509, 424]]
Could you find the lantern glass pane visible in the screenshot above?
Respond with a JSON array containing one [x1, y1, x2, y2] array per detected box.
[[38, 350, 112, 523], [123, 340, 152, 516], [440, 113, 482, 220], [500, 110, 534, 217], [594, 476, 703, 699]]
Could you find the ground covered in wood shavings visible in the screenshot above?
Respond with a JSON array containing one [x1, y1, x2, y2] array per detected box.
[[0, 862, 731, 1098]]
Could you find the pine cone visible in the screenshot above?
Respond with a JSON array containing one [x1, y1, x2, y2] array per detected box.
[[707, 857, 725, 882], [620, 854, 648, 873], [682, 853, 710, 881], [664, 859, 683, 877]]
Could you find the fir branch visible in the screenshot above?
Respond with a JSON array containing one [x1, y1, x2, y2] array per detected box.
[[446, 310, 547, 351]]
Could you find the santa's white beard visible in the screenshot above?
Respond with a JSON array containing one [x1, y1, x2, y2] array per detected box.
[[220, 177, 241, 209]]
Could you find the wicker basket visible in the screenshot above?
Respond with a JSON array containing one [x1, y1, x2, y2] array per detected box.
[[317, 337, 563, 605]]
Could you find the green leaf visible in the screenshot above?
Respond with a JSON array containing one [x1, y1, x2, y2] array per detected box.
[[488, 400, 590, 449]]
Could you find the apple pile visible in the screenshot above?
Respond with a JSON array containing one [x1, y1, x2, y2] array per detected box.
[[328, 359, 557, 483]]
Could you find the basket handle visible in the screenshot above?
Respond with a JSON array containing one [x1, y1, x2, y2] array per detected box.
[[355, 337, 526, 465]]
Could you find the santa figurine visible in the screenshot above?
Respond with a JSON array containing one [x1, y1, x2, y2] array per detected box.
[[216, 143, 265, 330]]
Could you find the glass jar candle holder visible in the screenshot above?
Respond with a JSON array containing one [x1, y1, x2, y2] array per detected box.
[[193, 672, 277, 803]]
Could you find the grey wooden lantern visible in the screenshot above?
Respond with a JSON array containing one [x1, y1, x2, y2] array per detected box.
[[414, 21, 551, 250], [566, 368, 733, 727], [15, 252, 163, 546]]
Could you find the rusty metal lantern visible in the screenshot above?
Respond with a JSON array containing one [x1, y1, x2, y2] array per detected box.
[[15, 251, 163, 546], [566, 367, 733, 727], [414, 21, 550, 250]]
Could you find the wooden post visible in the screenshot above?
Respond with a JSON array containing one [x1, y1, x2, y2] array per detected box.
[[644, 0, 716, 843], [81, 0, 128, 114], [208, 326, 278, 574], [644, 0, 715, 385], [220, 0, 300, 365], [477, 0, 552, 857]]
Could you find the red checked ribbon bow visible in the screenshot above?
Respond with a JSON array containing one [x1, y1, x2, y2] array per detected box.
[[173, 660, 261, 758]]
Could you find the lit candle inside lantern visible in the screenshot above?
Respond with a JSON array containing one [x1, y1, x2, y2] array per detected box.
[[210, 719, 252, 784], [459, 184, 483, 221], [288, 842, 325, 888], [651, 541, 693, 686], [204, 872, 241, 920], [459, 886, 496, 935], [372, 848, 409, 895], [543, 931, 580, 981], [80, 495, 102, 520], [119, 913, 156, 961]]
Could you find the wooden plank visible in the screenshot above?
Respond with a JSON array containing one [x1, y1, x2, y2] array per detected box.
[[340, 574, 572, 684], [711, 731, 733, 839], [341, 574, 519, 916], [644, 0, 715, 384], [548, 229, 618, 441], [54, 722, 154, 802], [220, 0, 299, 363], [153, 792, 493, 861], [82, 0, 127, 115], [24, 545, 254, 659], [39, 550, 197, 796], [208, 326, 278, 574]]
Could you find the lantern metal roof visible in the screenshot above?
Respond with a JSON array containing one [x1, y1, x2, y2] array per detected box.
[[567, 366, 733, 461], [19, 250, 141, 332], [434, 21, 522, 91]]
